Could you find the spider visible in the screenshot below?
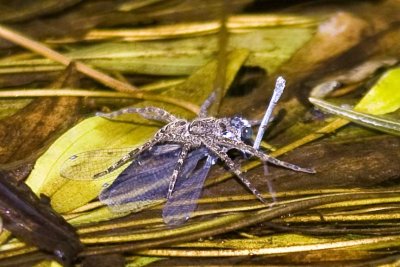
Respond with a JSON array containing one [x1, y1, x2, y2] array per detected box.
[[61, 77, 315, 225]]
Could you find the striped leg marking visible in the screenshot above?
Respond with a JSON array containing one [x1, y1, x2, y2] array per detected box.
[[203, 141, 267, 204], [198, 92, 216, 118], [214, 137, 315, 173], [166, 143, 190, 199], [96, 106, 178, 123], [93, 138, 162, 179]]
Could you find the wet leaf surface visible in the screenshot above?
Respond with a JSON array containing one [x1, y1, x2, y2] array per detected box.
[[356, 67, 400, 114], [0, 65, 82, 169], [0, 0, 253, 49], [0, 1, 399, 266], [310, 97, 400, 136], [0, 22, 314, 77]]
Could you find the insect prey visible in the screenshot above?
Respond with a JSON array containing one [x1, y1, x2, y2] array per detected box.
[[61, 77, 315, 225]]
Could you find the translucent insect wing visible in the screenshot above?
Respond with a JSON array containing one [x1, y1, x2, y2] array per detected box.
[[99, 145, 209, 215], [99, 145, 182, 212], [60, 148, 135, 180], [163, 155, 215, 226], [102, 144, 182, 187]]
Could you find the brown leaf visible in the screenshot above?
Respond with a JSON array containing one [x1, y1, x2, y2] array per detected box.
[[0, 65, 82, 167]]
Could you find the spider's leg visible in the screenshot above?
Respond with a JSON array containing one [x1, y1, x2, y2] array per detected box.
[[198, 92, 216, 118], [215, 137, 315, 173], [202, 141, 267, 204], [96, 106, 178, 123], [166, 143, 191, 199], [93, 137, 162, 179]]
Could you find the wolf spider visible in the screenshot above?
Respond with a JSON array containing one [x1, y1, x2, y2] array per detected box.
[[92, 80, 315, 204]]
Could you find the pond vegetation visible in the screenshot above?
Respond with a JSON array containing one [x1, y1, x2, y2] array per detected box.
[[0, 1, 399, 266]]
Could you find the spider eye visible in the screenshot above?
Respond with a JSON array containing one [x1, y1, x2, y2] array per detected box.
[[241, 127, 253, 140]]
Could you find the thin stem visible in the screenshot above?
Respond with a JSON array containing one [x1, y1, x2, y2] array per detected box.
[[253, 76, 285, 149]]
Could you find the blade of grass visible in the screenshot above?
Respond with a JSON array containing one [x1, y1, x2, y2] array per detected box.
[[136, 235, 400, 257], [77, 191, 396, 256], [309, 97, 400, 136]]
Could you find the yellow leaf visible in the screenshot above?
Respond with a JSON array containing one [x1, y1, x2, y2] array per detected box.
[[355, 67, 400, 115]]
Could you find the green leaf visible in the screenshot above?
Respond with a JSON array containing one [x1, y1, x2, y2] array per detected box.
[[355, 67, 400, 115], [25, 49, 249, 215], [309, 67, 400, 136], [68, 206, 127, 225], [309, 97, 400, 136]]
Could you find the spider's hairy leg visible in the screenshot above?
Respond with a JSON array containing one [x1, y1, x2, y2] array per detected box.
[[216, 137, 315, 173], [96, 106, 178, 123], [203, 141, 267, 204], [198, 92, 216, 118], [93, 137, 162, 179], [166, 143, 191, 199]]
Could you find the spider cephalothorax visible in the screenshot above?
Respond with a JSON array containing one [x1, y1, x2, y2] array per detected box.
[[225, 116, 253, 141], [184, 116, 251, 142]]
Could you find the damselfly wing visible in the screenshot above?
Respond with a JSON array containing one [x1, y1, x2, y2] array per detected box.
[[162, 155, 216, 225], [61, 144, 213, 225], [60, 148, 135, 180]]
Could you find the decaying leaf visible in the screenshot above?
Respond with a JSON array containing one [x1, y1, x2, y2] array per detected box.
[[0, 64, 81, 168]]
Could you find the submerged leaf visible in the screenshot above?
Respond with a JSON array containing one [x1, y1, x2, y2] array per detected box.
[[125, 256, 164, 267], [67, 206, 118, 225], [0, 97, 80, 164], [309, 97, 400, 136], [26, 49, 249, 215], [355, 67, 400, 115], [309, 67, 400, 136], [0, 64, 82, 165], [0, 25, 315, 76], [0, 99, 32, 119]]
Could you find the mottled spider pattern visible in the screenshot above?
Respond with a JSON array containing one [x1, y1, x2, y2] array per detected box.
[[94, 105, 315, 204], [61, 78, 315, 225]]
